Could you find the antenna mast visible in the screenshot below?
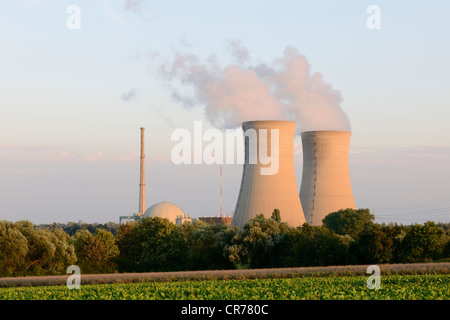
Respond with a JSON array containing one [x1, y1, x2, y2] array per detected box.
[[139, 127, 145, 215]]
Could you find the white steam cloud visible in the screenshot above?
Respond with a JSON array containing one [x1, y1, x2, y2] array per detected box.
[[156, 42, 351, 132], [124, 0, 144, 12]]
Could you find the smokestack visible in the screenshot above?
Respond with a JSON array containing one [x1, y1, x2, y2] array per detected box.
[[138, 127, 145, 216], [299, 130, 356, 225], [232, 120, 306, 228]]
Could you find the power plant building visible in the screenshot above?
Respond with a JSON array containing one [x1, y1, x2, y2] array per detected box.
[[199, 215, 233, 226], [120, 128, 189, 225], [299, 130, 356, 225], [143, 201, 186, 225], [123, 126, 356, 229], [175, 213, 192, 226], [232, 120, 306, 228]]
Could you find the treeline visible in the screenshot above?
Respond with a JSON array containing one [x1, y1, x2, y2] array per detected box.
[[1, 209, 449, 277]]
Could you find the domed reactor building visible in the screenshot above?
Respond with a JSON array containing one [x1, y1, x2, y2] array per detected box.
[[231, 120, 306, 228], [299, 130, 356, 226], [143, 201, 186, 224]]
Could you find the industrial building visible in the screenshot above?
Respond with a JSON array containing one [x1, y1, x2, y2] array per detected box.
[[122, 125, 356, 229], [143, 201, 187, 225], [119, 128, 189, 225], [299, 130, 356, 225], [231, 120, 306, 228], [176, 213, 193, 226], [199, 215, 233, 226]]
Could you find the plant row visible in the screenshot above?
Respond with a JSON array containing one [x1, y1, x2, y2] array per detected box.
[[0, 274, 448, 300]]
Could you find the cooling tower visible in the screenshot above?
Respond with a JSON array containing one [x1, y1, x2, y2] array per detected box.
[[232, 120, 306, 228], [299, 130, 356, 226]]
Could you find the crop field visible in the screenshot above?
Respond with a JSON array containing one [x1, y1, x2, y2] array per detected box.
[[0, 274, 448, 300]]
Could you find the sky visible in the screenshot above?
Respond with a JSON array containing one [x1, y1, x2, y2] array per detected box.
[[0, 0, 449, 225]]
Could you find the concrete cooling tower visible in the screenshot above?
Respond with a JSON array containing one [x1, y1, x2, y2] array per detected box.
[[231, 120, 306, 228], [299, 130, 356, 226]]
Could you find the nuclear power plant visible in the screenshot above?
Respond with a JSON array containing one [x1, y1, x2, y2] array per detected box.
[[143, 201, 187, 224], [119, 128, 191, 225], [299, 130, 356, 225], [231, 120, 306, 228], [123, 123, 356, 229]]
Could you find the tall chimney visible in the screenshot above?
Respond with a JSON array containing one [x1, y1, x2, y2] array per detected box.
[[232, 120, 306, 228], [299, 130, 356, 225], [138, 127, 145, 216]]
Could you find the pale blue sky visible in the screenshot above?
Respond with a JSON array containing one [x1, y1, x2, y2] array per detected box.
[[1, 0, 449, 224]]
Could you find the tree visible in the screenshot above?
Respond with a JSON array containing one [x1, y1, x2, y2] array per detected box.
[[215, 225, 240, 268], [322, 208, 374, 239], [136, 217, 188, 272], [185, 221, 235, 270], [443, 238, 450, 260], [350, 224, 403, 264], [398, 221, 447, 262], [45, 227, 77, 275], [232, 214, 293, 268], [290, 223, 352, 267], [0, 221, 28, 276], [12, 220, 76, 276], [115, 221, 140, 272], [271, 209, 281, 222], [73, 229, 119, 273]]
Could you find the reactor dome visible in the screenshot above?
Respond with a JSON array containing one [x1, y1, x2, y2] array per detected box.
[[142, 201, 185, 224]]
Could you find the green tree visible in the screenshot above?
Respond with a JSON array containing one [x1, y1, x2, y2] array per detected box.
[[115, 221, 140, 272], [443, 238, 450, 260], [0, 221, 28, 276], [398, 221, 447, 262], [271, 209, 281, 222], [12, 220, 76, 276], [179, 219, 207, 241], [215, 224, 240, 267], [350, 224, 404, 264], [73, 229, 119, 273], [291, 223, 352, 267], [185, 221, 235, 270], [136, 217, 188, 272], [232, 214, 293, 268], [322, 208, 374, 239], [45, 227, 77, 275]]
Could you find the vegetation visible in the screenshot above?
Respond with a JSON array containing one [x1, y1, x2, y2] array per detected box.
[[72, 229, 119, 274], [1, 208, 449, 277], [0, 220, 77, 277], [0, 274, 448, 300]]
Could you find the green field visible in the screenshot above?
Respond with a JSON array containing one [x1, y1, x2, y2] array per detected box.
[[0, 274, 448, 300]]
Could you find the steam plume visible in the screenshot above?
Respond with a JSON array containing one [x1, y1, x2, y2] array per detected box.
[[124, 0, 144, 12], [156, 42, 350, 132]]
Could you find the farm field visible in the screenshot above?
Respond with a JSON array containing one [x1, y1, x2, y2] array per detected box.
[[0, 274, 448, 300]]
